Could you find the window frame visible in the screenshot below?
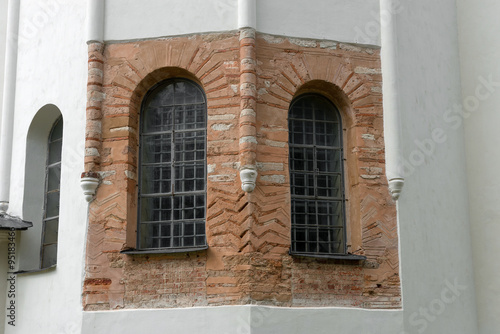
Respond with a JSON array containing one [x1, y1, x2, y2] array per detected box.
[[40, 116, 63, 269], [288, 94, 364, 260], [135, 78, 208, 253]]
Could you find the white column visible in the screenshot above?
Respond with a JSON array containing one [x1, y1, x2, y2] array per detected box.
[[0, 0, 21, 213], [380, 0, 404, 200], [87, 0, 105, 44], [238, 0, 256, 30]]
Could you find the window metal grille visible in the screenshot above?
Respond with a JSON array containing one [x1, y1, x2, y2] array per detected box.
[[288, 94, 346, 256], [138, 79, 207, 250], [41, 116, 63, 268]]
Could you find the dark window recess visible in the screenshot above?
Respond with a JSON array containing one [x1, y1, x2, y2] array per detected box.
[[289, 95, 347, 256], [138, 79, 207, 251], [41, 117, 63, 268]]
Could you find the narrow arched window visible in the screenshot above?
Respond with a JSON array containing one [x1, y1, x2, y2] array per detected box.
[[289, 94, 346, 256], [41, 116, 63, 268], [138, 79, 207, 251]]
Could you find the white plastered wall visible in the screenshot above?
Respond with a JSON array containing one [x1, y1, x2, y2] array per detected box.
[[0, 0, 8, 130], [393, 0, 478, 333], [256, 0, 380, 46], [4, 0, 87, 333], [104, 0, 238, 42], [456, 1, 500, 333], [2, 0, 485, 332], [104, 0, 380, 46], [82, 306, 403, 334]]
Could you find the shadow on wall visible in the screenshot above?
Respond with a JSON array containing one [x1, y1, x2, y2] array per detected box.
[[19, 104, 62, 271]]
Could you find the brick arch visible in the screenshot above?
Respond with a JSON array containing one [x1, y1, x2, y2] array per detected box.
[[83, 32, 400, 311], [293, 79, 355, 126]]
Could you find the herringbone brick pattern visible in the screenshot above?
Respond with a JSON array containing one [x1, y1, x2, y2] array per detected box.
[[83, 32, 400, 310]]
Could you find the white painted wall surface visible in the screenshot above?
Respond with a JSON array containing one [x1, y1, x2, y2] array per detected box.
[[391, 0, 478, 333], [104, 0, 380, 46], [83, 306, 403, 334], [4, 0, 88, 333], [0, 0, 8, 124], [104, 0, 238, 42], [457, 1, 500, 333], [256, 0, 380, 46]]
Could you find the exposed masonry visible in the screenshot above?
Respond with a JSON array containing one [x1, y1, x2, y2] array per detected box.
[[82, 31, 401, 311], [238, 28, 258, 173], [84, 42, 105, 173]]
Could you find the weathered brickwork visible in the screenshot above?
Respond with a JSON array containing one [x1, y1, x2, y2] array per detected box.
[[83, 31, 400, 311]]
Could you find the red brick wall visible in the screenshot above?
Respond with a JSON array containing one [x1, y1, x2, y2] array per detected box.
[[83, 31, 400, 310]]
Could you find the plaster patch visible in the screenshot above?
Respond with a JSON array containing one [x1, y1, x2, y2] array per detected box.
[[211, 123, 234, 131], [208, 174, 236, 182], [261, 34, 285, 44], [258, 88, 268, 96], [110, 126, 136, 134], [85, 148, 99, 156], [208, 114, 236, 121], [355, 67, 382, 74], [241, 109, 256, 117], [319, 41, 337, 49], [265, 139, 286, 148], [221, 162, 240, 170], [240, 136, 258, 144], [289, 38, 317, 48], [261, 175, 285, 184], [125, 170, 136, 180], [257, 162, 284, 171], [98, 170, 116, 179], [339, 43, 375, 54]]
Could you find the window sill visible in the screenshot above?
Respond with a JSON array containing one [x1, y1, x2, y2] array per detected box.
[[121, 245, 208, 255], [14, 264, 56, 275], [289, 251, 366, 261]]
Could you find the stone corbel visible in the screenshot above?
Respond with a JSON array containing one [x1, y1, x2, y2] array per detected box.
[[81, 172, 99, 202], [240, 167, 258, 193]]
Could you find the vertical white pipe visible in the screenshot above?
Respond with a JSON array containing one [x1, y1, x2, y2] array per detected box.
[[380, 0, 404, 200], [238, 0, 256, 29], [87, 0, 105, 44], [0, 0, 21, 213]]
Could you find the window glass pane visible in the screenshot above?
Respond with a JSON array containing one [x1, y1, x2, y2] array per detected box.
[[41, 244, 57, 268], [142, 134, 171, 164], [316, 174, 342, 198], [42, 117, 63, 268], [48, 140, 62, 164], [147, 84, 174, 108], [139, 79, 206, 250], [174, 105, 205, 131], [289, 95, 345, 256], [316, 149, 342, 173], [139, 223, 159, 249], [315, 121, 340, 147], [43, 219, 59, 244], [45, 191, 60, 219], [174, 162, 205, 193], [141, 166, 171, 195], [174, 131, 205, 162], [51, 119, 63, 140], [140, 197, 171, 222], [143, 106, 174, 133], [47, 165, 61, 192]]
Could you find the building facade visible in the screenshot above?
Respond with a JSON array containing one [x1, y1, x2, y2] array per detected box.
[[0, 0, 496, 333]]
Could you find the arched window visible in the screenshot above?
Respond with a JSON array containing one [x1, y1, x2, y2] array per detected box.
[[138, 79, 207, 251], [288, 94, 346, 256], [41, 116, 63, 268], [20, 106, 63, 271]]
